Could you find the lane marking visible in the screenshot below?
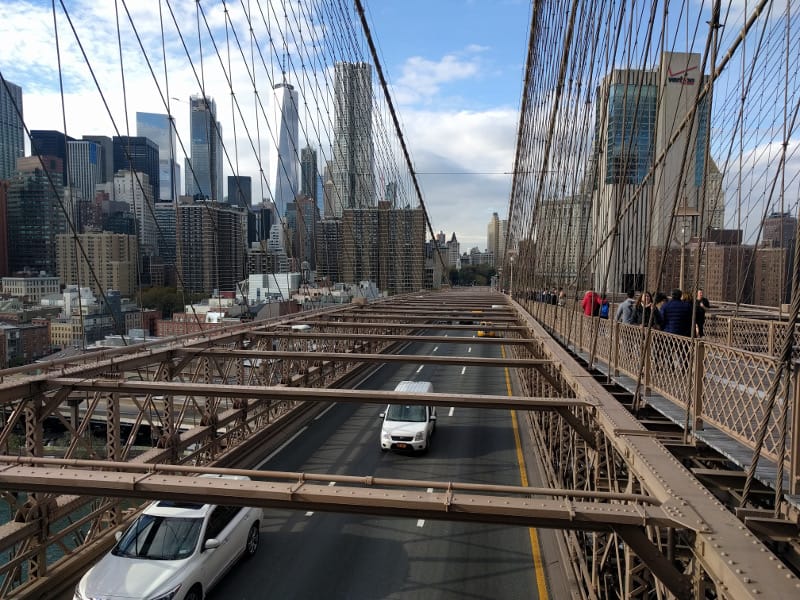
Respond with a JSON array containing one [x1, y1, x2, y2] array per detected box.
[[306, 482, 337, 516], [256, 426, 307, 468], [468, 347, 472, 353], [461, 366, 466, 375], [448, 406, 454, 417], [433, 346, 438, 352], [416, 365, 424, 373], [502, 345, 549, 599], [314, 403, 336, 420], [417, 489, 432, 527]]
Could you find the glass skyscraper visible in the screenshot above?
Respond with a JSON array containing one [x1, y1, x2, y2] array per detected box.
[[137, 112, 179, 202], [268, 82, 299, 218], [0, 79, 23, 180], [112, 136, 160, 198], [185, 95, 223, 202]]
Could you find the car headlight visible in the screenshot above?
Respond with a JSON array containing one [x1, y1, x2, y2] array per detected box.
[[381, 431, 390, 440], [414, 431, 424, 441], [73, 586, 85, 600], [150, 584, 182, 600]]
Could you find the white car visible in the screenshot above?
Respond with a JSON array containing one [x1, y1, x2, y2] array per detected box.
[[380, 381, 437, 453], [74, 475, 261, 600]]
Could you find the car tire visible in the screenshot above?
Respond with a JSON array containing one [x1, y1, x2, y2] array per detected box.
[[244, 523, 259, 558], [184, 584, 202, 600]]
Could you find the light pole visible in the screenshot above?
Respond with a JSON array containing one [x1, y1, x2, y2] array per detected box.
[[509, 256, 514, 297], [677, 218, 691, 291]]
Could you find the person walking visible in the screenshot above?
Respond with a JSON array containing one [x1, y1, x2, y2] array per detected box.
[[694, 289, 711, 337], [598, 293, 610, 319], [660, 289, 693, 337], [581, 290, 600, 316], [636, 292, 662, 329], [614, 290, 638, 324]]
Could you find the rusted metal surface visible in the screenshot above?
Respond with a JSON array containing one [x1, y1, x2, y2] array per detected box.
[[513, 297, 800, 598], [0, 289, 799, 599]]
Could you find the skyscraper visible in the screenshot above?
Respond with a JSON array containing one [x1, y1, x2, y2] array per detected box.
[[228, 175, 252, 208], [137, 112, 179, 202], [185, 95, 223, 201], [591, 52, 724, 292], [0, 79, 23, 181], [30, 130, 74, 185], [487, 212, 500, 262], [330, 62, 374, 217], [67, 140, 102, 203], [112, 136, 160, 199], [268, 82, 299, 218], [82, 135, 114, 183], [176, 200, 247, 293], [113, 170, 157, 257], [6, 156, 67, 275], [300, 146, 318, 198]]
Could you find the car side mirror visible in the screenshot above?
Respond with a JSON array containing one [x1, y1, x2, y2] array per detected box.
[[204, 538, 221, 551], [429, 414, 437, 421], [378, 412, 385, 418]]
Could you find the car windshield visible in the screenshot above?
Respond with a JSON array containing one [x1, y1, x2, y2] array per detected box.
[[385, 404, 427, 422], [113, 514, 202, 560]]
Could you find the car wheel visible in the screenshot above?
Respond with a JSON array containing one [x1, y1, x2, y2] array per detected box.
[[244, 523, 259, 558], [184, 584, 202, 600]]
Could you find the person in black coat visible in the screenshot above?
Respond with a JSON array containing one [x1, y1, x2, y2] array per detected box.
[[694, 289, 711, 337], [660, 289, 693, 336]]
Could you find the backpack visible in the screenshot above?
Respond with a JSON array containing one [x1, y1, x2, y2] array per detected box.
[[599, 302, 609, 318]]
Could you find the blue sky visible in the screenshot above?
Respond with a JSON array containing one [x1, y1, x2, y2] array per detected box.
[[0, 0, 533, 250]]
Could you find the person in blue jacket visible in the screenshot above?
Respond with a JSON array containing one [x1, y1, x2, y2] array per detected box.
[[660, 288, 693, 336]]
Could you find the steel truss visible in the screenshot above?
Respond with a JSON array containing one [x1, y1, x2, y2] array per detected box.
[[0, 290, 796, 598]]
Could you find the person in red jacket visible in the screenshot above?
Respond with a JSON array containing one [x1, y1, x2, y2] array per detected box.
[[581, 289, 600, 316]]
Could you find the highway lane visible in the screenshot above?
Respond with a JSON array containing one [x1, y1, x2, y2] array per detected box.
[[210, 329, 546, 599]]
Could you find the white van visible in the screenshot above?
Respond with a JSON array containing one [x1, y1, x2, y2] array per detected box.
[[379, 381, 436, 453]]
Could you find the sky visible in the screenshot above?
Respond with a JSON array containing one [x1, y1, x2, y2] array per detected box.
[[0, 0, 532, 251]]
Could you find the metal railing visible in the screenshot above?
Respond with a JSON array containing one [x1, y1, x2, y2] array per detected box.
[[527, 300, 800, 495]]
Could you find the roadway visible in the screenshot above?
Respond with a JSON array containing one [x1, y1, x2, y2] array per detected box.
[[208, 328, 555, 599]]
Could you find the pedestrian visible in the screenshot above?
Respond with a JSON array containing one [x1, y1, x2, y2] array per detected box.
[[598, 293, 610, 319], [636, 291, 662, 329], [557, 288, 566, 307], [694, 289, 711, 337], [660, 288, 693, 336], [581, 289, 600, 316], [614, 290, 638, 324]]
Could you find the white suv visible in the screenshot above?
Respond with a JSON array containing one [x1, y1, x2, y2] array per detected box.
[[380, 381, 436, 453], [74, 474, 261, 600]]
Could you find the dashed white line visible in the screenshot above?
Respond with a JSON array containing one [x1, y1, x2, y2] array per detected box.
[[461, 366, 466, 375], [449, 407, 455, 417], [418, 489, 433, 527], [306, 482, 336, 517], [468, 347, 472, 353], [314, 403, 336, 420], [416, 365, 424, 373], [433, 346, 438, 352], [256, 426, 307, 467]]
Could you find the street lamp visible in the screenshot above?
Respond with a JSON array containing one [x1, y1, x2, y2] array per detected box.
[[509, 255, 515, 298], [674, 204, 698, 291]]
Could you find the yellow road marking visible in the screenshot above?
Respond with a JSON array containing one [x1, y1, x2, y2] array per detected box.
[[502, 345, 549, 599]]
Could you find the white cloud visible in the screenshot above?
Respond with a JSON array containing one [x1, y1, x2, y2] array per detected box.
[[392, 50, 483, 106]]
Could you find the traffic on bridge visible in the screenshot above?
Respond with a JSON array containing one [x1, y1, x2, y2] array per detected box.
[[1, 1, 800, 599]]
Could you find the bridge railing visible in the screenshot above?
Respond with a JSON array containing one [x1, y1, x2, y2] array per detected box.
[[528, 301, 797, 493]]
